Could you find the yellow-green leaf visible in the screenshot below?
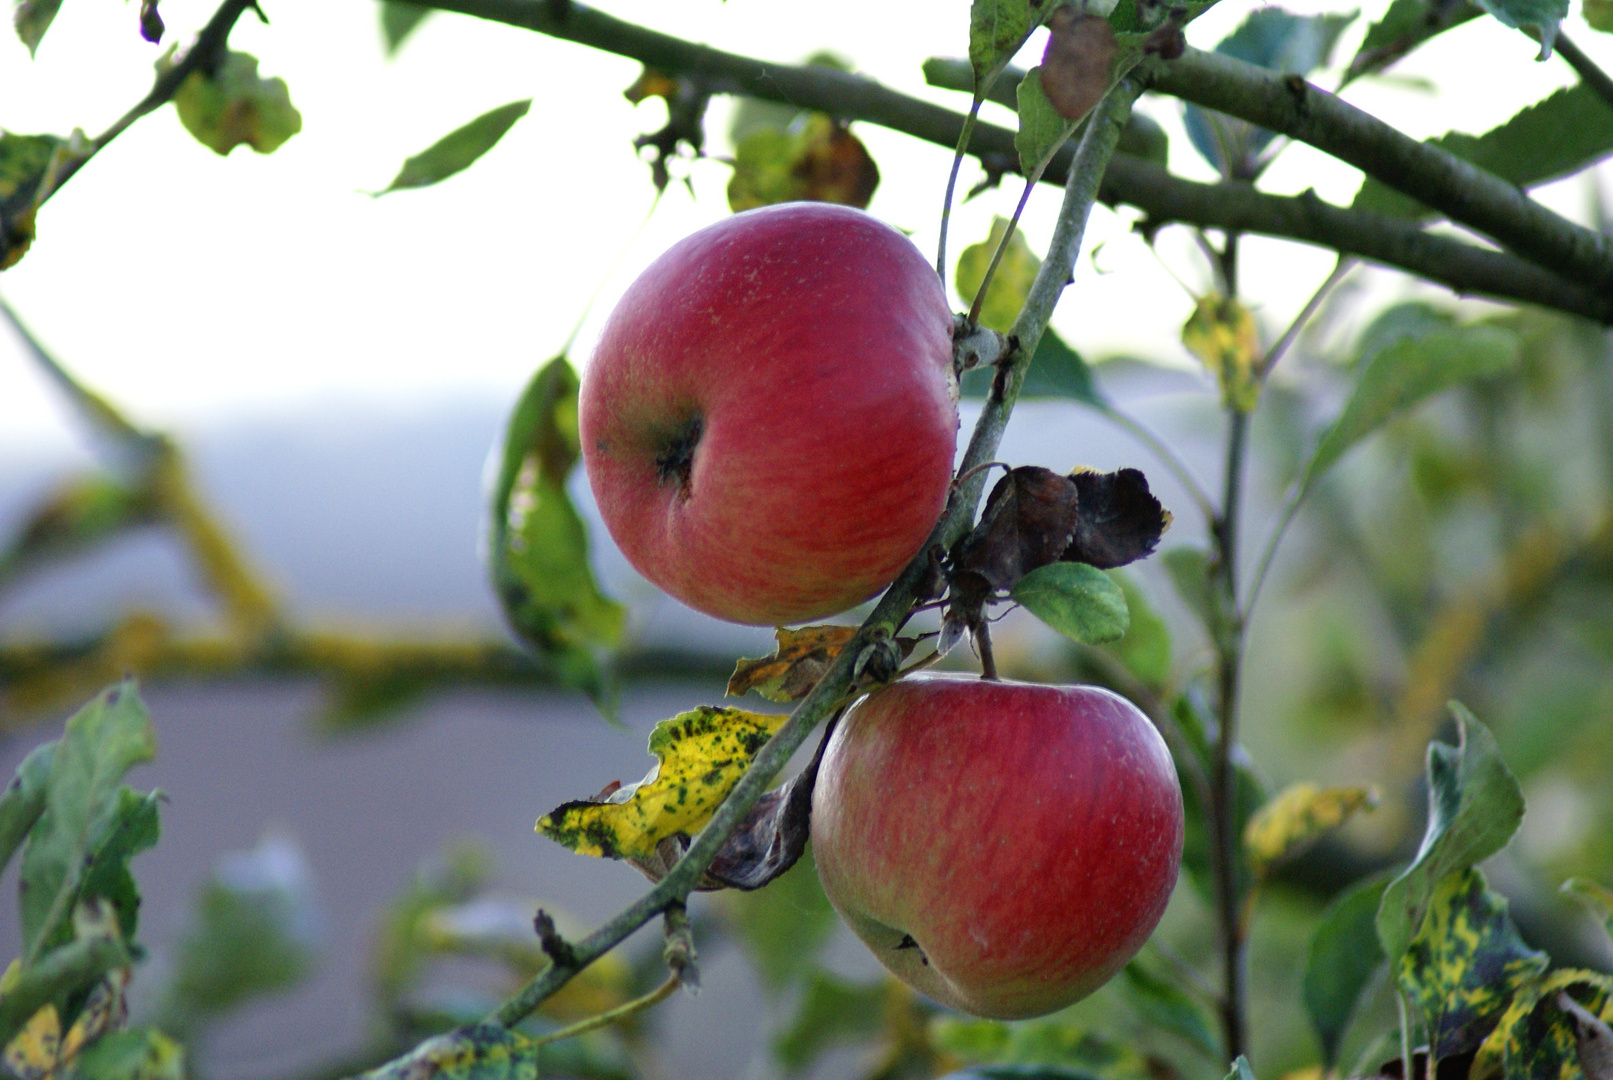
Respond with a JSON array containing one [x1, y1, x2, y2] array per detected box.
[[726, 114, 878, 212], [537, 706, 787, 860], [727, 625, 858, 702], [357, 1023, 541, 1080], [1562, 878, 1613, 949], [1244, 782, 1378, 875], [171, 51, 301, 156], [1398, 867, 1548, 1063], [1588, 0, 1613, 31], [1183, 293, 1261, 413], [0, 130, 89, 271], [955, 216, 1042, 332], [1471, 969, 1613, 1080]]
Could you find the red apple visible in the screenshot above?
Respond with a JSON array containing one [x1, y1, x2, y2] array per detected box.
[[810, 674, 1184, 1019], [579, 202, 959, 627]]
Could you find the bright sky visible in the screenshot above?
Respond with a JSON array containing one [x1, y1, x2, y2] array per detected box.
[[0, 0, 1607, 447]]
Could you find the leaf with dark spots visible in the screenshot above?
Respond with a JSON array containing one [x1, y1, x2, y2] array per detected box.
[[605, 718, 837, 893], [537, 705, 786, 864], [1064, 467, 1172, 569], [728, 625, 917, 702]]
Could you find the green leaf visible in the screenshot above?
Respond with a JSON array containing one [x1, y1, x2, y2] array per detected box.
[[1561, 877, 1613, 949], [1473, 0, 1568, 55], [1353, 85, 1613, 218], [72, 1028, 187, 1080], [1347, 0, 1480, 79], [1302, 315, 1519, 490], [1471, 969, 1613, 1080], [18, 681, 156, 960], [959, 328, 1106, 406], [1107, 570, 1171, 688], [1376, 704, 1525, 965], [1244, 782, 1377, 875], [489, 357, 625, 716], [1011, 562, 1129, 645], [172, 51, 302, 156], [1303, 870, 1394, 1067], [13, 0, 61, 55], [379, 0, 431, 55], [1015, 66, 1078, 178], [722, 845, 836, 993], [0, 130, 89, 271], [1397, 867, 1548, 1062], [956, 216, 1042, 332], [373, 842, 491, 1007], [1162, 546, 1215, 631], [0, 916, 131, 1054], [772, 973, 888, 1072], [378, 99, 531, 194], [157, 834, 319, 1035], [0, 741, 55, 877], [971, 0, 1038, 88], [1184, 8, 1356, 175], [357, 1023, 543, 1080], [1120, 959, 1220, 1059], [77, 787, 162, 943], [726, 114, 879, 212], [1588, 0, 1613, 31], [933, 1014, 1146, 1072], [0, 475, 158, 587]]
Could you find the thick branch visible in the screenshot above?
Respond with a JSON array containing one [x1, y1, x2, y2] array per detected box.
[[408, 0, 1612, 323], [1147, 48, 1613, 289]]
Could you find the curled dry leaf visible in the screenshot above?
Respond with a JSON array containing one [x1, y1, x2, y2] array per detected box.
[[728, 625, 857, 701], [947, 464, 1169, 646], [1038, 7, 1119, 122]]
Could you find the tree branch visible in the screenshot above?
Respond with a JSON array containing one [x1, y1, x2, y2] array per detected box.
[[405, 0, 1612, 323], [1146, 48, 1613, 290]]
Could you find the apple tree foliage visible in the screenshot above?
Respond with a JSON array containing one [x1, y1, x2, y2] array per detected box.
[[6, 0, 1613, 1075]]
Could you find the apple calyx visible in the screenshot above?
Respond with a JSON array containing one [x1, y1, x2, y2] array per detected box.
[[652, 415, 703, 498]]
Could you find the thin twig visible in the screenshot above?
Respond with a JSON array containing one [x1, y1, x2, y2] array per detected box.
[[526, 973, 680, 1049], [1256, 256, 1356, 381], [938, 97, 988, 286], [967, 179, 1036, 327], [1555, 32, 1613, 114]]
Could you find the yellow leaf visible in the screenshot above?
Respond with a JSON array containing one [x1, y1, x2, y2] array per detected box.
[[537, 705, 787, 859], [1471, 968, 1613, 1080], [1244, 782, 1378, 874], [3, 1005, 61, 1080], [955, 216, 1042, 332], [1183, 293, 1261, 412], [726, 114, 878, 212], [727, 625, 858, 702]]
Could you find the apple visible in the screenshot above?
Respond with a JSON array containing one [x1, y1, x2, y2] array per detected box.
[[810, 673, 1184, 1020], [579, 202, 959, 627]]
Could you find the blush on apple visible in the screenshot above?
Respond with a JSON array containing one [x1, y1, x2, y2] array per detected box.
[[810, 674, 1184, 1020], [579, 202, 959, 627]]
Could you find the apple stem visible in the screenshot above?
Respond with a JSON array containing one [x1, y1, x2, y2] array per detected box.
[[937, 95, 989, 289], [976, 621, 999, 680]]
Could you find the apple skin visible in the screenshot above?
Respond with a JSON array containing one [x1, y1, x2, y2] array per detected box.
[[579, 202, 959, 627], [810, 674, 1184, 1020]]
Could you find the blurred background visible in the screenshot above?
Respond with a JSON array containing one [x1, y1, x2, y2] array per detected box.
[[3, 0, 1613, 1078]]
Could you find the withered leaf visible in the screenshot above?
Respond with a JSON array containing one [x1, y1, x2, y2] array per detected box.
[[1038, 7, 1119, 122], [620, 716, 837, 892], [954, 466, 1081, 596], [728, 625, 857, 702], [1065, 467, 1172, 569]]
